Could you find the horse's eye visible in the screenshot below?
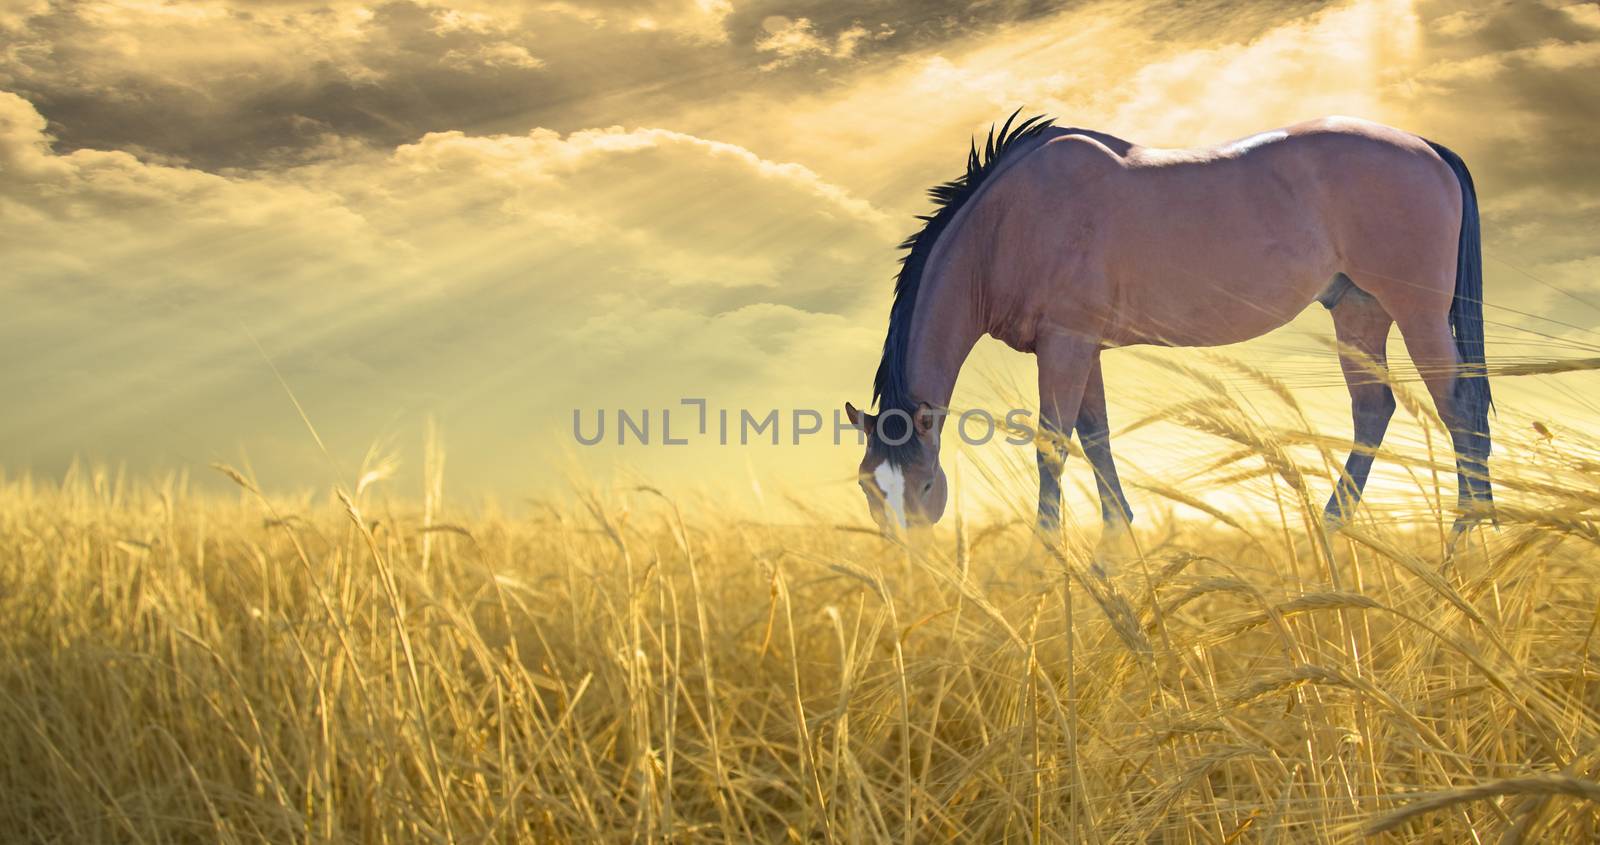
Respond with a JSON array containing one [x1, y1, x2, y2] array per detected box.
[[921, 481, 933, 494]]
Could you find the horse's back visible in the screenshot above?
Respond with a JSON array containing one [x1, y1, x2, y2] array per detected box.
[[1127, 116, 1438, 163], [1014, 117, 1464, 346], [1121, 116, 1463, 290]]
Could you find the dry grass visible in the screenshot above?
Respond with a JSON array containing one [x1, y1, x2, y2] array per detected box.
[[4, 384, 1600, 843]]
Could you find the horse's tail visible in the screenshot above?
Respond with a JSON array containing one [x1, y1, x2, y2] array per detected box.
[[1426, 139, 1492, 503]]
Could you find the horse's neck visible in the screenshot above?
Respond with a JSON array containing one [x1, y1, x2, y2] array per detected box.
[[904, 250, 984, 410]]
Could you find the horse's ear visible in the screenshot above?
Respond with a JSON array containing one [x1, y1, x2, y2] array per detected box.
[[845, 402, 874, 436], [915, 402, 939, 436]]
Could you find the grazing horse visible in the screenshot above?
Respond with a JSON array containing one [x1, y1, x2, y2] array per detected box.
[[846, 112, 1492, 543]]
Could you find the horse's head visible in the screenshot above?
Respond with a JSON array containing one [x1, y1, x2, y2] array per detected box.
[[845, 401, 948, 532]]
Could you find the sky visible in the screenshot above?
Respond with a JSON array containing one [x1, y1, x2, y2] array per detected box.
[[2, 0, 1597, 518]]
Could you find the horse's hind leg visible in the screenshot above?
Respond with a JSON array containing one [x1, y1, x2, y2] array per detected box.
[[1076, 352, 1136, 573], [1393, 313, 1487, 536], [1324, 288, 1396, 530]]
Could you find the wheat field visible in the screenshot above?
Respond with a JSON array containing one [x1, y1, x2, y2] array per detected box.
[[3, 380, 1600, 843]]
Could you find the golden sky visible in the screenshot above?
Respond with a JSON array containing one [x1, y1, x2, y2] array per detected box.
[[2, 0, 1597, 516]]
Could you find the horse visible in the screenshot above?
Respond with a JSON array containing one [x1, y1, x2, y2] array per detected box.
[[845, 112, 1492, 546]]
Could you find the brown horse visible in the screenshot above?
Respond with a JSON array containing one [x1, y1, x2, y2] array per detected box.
[[847, 112, 1491, 543]]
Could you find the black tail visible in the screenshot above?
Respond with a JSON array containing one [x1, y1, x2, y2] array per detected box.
[[1426, 140, 1492, 504]]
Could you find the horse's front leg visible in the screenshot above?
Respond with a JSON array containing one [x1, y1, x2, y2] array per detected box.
[[1076, 354, 1132, 525], [1034, 329, 1100, 537], [1036, 434, 1065, 534]]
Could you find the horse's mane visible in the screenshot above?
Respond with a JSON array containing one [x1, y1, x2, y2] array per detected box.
[[872, 110, 1056, 462]]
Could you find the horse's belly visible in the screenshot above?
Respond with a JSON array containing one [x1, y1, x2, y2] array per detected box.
[[1100, 205, 1338, 347], [1105, 262, 1333, 348]]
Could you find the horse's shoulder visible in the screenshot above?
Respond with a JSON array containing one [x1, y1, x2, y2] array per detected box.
[[1040, 128, 1132, 161], [1027, 131, 1128, 186]]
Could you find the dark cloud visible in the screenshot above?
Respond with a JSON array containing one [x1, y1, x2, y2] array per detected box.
[[0, 0, 962, 167], [1393, 0, 1600, 269], [2, 1, 561, 167], [0, 0, 1348, 169]]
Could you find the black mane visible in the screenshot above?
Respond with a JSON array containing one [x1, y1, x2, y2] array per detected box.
[[872, 110, 1056, 462]]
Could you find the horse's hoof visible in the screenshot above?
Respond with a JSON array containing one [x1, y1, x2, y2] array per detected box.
[[1321, 493, 1357, 534], [1447, 515, 1492, 557], [1092, 521, 1136, 579], [1449, 502, 1496, 546]]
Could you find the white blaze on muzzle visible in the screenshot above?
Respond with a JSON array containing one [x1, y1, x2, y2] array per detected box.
[[874, 462, 907, 528]]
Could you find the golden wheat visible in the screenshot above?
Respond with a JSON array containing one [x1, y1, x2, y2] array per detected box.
[[3, 381, 1600, 842]]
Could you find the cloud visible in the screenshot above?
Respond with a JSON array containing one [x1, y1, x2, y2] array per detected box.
[[333, 123, 893, 289], [0, 92, 390, 294], [754, 16, 893, 68], [1412, 38, 1600, 84], [0, 0, 45, 29], [0, 0, 726, 167], [1561, 1, 1600, 31], [1383, 0, 1600, 213], [631, 0, 734, 41], [0, 0, 1096, 169], [440, 41, 545, 70], [0, 84, 894, 305], [1430, 8, 1487, 37]]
